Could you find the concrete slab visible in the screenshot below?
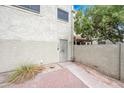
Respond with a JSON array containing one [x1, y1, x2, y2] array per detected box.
[[58, 62, 124, 88]]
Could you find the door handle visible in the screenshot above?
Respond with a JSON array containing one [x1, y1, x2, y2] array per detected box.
[[60, 49, 64, 52]]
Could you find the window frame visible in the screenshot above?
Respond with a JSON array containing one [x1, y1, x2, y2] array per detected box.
[[13, 5, 40, 14], [57, 8, 69, 22]]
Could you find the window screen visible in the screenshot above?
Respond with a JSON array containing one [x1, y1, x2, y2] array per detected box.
[[57, 8, 69, 22], [14, 5, 40, 13]]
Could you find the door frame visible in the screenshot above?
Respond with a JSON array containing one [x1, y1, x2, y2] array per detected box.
[[59, 39, 68, 62]]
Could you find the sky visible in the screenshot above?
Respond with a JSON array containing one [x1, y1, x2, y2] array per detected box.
[[73, 5, 90, 13]]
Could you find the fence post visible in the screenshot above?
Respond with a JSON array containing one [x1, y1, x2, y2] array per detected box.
[[118, 42, 121, 80]]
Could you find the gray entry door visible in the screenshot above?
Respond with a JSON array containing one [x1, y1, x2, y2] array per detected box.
[[59, 39, 68, 62]]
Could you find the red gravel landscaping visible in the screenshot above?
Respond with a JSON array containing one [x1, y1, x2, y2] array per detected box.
[[10, 68, 88, 88]]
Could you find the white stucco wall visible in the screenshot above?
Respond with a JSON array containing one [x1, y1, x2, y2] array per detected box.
[[0, 40, 59, 72], [74, 44, 124, 82], [74, 44, 120, 79], [0, 5, 73, 72], [0, 5, 72, 42]]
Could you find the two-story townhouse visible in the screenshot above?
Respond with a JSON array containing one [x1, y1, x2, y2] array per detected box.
[[0, 5, 73, 72]]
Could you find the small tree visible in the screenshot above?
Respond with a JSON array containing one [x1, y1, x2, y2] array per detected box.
[[74, 9, 94, 40], [74, 5, 124, 43]]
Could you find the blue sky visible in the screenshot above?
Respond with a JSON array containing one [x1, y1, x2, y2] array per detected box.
[[74, 5, 90, 13]]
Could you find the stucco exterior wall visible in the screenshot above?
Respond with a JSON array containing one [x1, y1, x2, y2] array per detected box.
[[0, 5, 72, 42], [74, 44, 120, 79], [0, 40, 59, 72], [0, 5, 73, 72]]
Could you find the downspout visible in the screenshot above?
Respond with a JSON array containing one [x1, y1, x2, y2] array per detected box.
[[71, 5, 75, 62]]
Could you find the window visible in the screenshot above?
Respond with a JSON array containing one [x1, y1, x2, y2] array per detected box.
[[57, 8, 69, 22], [13, 5, 40, 13]]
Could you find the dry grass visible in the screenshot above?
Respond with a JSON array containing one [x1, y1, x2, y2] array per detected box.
[[7, 64, 45, 84]]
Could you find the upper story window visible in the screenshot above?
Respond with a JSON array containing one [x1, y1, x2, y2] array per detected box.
[[14, 5, 40, 13], [57, 8, 69, 22]]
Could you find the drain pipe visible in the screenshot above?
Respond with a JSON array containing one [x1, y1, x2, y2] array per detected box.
[[71, 6, 75, 62]]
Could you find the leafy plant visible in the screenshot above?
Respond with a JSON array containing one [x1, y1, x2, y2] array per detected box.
[[74, 5, 124, 43], [7, 64, 45, 84]]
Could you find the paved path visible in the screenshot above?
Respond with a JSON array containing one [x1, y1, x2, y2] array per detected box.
[[1, 62, 124, 88], [9, 68, 88, 88], [58, 62, 124, 88]]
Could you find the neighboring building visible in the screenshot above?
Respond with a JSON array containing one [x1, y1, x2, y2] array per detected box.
[[0, 5, 73, 72], [74, 35, 113, 45]]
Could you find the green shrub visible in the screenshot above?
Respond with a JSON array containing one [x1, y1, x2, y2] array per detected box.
[[7, 64, 45, 84]]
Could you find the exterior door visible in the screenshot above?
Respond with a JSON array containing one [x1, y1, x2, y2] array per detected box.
[[59, 39, 68, 62]]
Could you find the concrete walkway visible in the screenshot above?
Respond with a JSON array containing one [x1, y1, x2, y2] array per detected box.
[[1, 62, 124, 88], [58, 62, 124, 88]]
